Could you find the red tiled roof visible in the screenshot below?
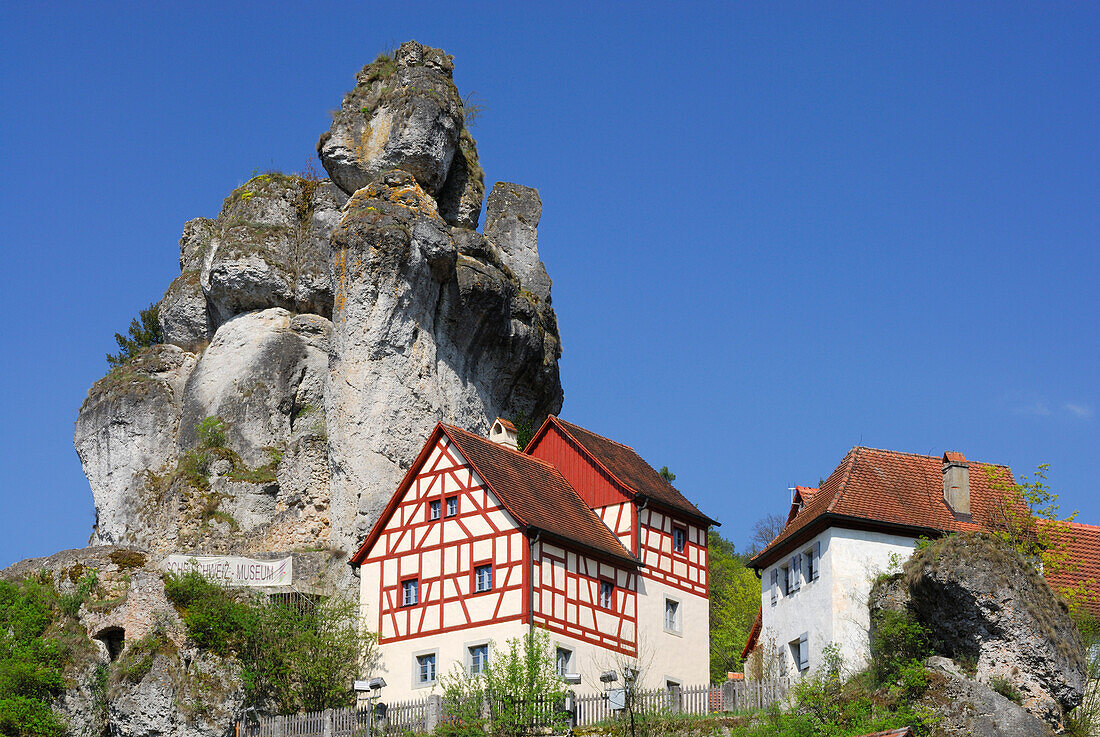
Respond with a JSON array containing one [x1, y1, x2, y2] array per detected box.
[[1044, 521, 1100, 617], [751, 447, 1020, 568], [443, 425, 638, 566], [495, 418, 517, 431], [547, 417, 717, 526], [856, 729, 913, 737], [741, 608, 762, 660]]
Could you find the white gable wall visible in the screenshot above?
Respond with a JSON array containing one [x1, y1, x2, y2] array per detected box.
[[759, 527, 917, 677]]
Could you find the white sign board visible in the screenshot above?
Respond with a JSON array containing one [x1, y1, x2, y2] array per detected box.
[[160, 555, 293, 587]]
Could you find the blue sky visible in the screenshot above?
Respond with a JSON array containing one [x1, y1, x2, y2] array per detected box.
[[0, 2, 1096, 568]]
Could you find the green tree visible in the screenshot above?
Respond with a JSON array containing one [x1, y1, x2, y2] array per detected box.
[[106, 302, 162, 368], [509, 412, 535, 451], [658, 467, 676, 483], [707, 530, 762, 680]]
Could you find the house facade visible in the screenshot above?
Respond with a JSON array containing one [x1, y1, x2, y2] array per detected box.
[[743, 448, 1025, 677], [350, 416, 716, 701]]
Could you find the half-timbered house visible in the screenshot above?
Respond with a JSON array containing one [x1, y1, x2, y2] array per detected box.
[[350, 416, 716, 700]]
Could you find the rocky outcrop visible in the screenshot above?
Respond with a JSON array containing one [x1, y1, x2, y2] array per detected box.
[[326, 169, 562, 550], [77, 40, 562, 559], [485, 182, 552, 303], [921, 656, 1055, 737], [318, 41, 484, 228], [870, 533, 1086, 731], [76, 346, 197, 546]]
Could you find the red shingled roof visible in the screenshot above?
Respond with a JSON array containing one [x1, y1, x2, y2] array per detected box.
[[1044, 521, 1100, 618], [751, 447, 1019, 568], [351, 423, 637, 567], [546, 417, 717, 525]]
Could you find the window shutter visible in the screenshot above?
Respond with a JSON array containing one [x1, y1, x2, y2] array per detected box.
[[771, 569, 778, 604], [791, 556, 800, 591], [812, 542, 821, 581], [799, 633, 809, 671]]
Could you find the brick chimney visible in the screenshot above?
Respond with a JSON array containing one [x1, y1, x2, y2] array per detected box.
[[942, 451, 970, 515], [489, 418, 519, 448]]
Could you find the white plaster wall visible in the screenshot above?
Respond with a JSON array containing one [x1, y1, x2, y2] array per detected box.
[[371, 620, 531, 702], [634, 577, 709, 688], [758, 527, 916, 677]]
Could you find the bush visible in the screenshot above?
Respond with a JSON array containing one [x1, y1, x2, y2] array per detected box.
[[196, 416, 227, 449], [869, 609, 931, 686], [106, 302, 162, 368], [990, 676, 1023, 704], [164, 571, 374, 712], [0, 579, 74, 737]]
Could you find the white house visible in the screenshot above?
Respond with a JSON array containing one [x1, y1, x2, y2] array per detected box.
[[742, 447, 1022, 676], [349, 416, 717, 701]]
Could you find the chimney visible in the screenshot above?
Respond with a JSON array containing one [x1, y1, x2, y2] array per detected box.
[[489, 418, 519, 449], [942, 452, 970, 515]]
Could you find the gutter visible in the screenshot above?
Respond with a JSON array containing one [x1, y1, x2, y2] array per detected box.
[[527, 528, 540, 637]]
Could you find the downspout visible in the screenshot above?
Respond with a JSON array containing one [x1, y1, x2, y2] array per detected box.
[[527, 529, 540, 637], [634, 495, 648, 558]]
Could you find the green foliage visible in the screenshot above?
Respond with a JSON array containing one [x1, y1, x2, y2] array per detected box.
[[509, 412, 535, 451], [0, 578, 74, 737], [113, 628, 175, 684], [869, 609, 931, 687], [440, 629, 567, 737], [707, 531, 760, 680], [58, 570, 99, 618], [658, 467, 676, 483], [106, 303, 162, 368], [163, 571, 375, 712], [989, 676, 1022, 704], [196, 416, 227, 449]]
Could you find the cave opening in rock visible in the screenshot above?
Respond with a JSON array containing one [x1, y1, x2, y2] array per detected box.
[[95, 626, 125, 661]]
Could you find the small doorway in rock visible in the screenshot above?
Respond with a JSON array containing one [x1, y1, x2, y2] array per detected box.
[[95, 626, 125, 661]]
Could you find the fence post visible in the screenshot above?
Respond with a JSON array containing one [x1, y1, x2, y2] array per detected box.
[[426, 695, 443, 733], [322, 709, 333, 737], [273, 715, 284, 737], [723, 680, 737, 712], [669, 684, 682, 714]]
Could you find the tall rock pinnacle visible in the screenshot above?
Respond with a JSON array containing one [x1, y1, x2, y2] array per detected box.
[[76, 41, 563, 558]]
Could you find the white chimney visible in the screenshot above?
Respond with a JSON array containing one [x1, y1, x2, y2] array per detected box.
[[489, 418, 519, 448], [942, 452, 970, 515]]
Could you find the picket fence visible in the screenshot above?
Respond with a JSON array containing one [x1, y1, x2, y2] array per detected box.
[[237, 679, 789, 737]]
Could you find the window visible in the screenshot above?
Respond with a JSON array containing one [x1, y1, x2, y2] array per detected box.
[[446, 496, 458, 517], [789, 555, 801, 593], [475, 564, 493, 592], [770, 569, 778, 605], [555, 647, 573, 676], [780, 565, 791, 596], [673, 527, 686, 553], [599, 580, 614, 609], [416, 653, 436, 684], [468, 644, 489, 675], [789, 634, 809, 673], [429, 500, 441, 520], [664, 598, 681, 633], [402, 579, 419, 607], [804, 542, 820, 582]]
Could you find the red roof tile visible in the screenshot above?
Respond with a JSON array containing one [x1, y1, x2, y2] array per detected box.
[[440, 426, 638, 566], [1044, 521, 1100, 617], [752, 447, 1020, 567], [547, 417, 717, 525]]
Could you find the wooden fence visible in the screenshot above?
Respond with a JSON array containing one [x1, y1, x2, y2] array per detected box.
[[237, 679, 789, 737]]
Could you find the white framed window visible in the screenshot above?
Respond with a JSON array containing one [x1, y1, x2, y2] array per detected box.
[[468, 644, 489, 675], [673, 527, 687, 553], [429, 500, 441, 520], [402, 579, 419, 607], [475, 564, 493, 592], [555, 646, 573, 676], [446, 496, 458, 516], [416, 652, 437, 685], [599, 580, 614, 609], [664, 597, 681, 634]]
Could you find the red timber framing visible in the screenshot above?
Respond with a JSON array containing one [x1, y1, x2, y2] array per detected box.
[[526, 417, 710, 598], [355, 431, 528, 643], [532, 539, 638, 657]]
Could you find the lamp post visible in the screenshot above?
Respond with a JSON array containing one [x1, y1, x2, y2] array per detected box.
[[353, 677, 386, 737]]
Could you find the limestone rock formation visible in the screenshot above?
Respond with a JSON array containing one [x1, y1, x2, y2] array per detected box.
[[325, 170, 562, 549], [76, 346, 197, 546], [921, 657, 1055, 737], [318, 41, 484, 228], [77, 40, 562, 559], [870, 533, 1086, 731]]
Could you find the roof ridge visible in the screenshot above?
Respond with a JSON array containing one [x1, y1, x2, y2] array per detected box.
[[851, 445, 1011, 469], [825, 448, 859, 514], [443, 423, 561, 471], [555, 417, 640, 452]]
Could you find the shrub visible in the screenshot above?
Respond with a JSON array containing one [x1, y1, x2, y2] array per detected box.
[[196, 416, 227, 449], [106, 303, 162, 368], [990, 676, 1023, 704], [869, 609, 931, 686]]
